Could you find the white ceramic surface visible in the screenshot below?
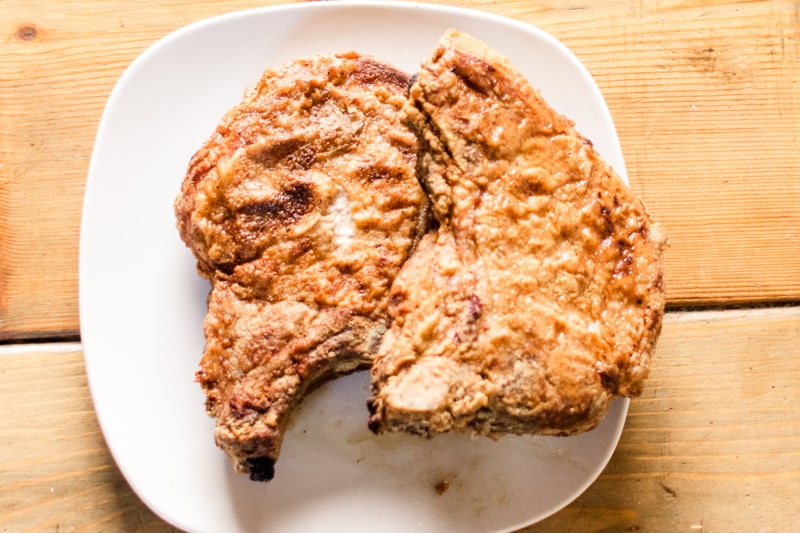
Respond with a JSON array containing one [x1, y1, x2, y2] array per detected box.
[[79, 3, 629, 531]]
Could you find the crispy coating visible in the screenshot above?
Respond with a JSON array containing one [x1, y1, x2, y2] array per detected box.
[[175, 52, 428, 480], [368, 30, 665, 438]]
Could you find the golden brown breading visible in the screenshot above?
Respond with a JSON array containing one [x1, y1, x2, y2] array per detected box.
[[175, 52, 428, 480], [368, 30, 665, 438]]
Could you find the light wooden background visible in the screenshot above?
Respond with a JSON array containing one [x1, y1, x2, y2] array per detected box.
[[1, 0, 798, 531]]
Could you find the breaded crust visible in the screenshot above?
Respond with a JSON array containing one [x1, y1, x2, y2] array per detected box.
[[175, 52, 428, 480], [368, 30, 665, 438]]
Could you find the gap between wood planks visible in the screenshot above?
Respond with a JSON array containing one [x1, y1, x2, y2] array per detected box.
[[1, 303, 798, 349]]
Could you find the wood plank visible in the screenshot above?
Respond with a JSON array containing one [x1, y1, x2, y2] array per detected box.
[[1, 307, 798, 531], [1, 0, 798, 339], [0, 344, 174, 532], [556, 0, 800, 306], [524, 306, 800, 531]]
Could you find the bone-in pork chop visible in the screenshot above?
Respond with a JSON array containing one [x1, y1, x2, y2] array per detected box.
[[175, 52, 428, 480], [368, 30, 665, 438]]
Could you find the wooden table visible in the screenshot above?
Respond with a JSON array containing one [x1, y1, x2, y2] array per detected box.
[[1, 0, 798, 531]]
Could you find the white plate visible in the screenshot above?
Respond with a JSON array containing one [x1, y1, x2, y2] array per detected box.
[[80, 2, 629, 532]]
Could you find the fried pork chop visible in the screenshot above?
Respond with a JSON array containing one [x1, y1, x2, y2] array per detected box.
[[175, 52, 428, 480], [368, 30, 665, 438]]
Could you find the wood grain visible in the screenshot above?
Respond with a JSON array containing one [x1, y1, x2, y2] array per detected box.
[[525, 306, 800, 531], [0, 0, 798, 340], [0, 344, 173, 532], [574, 0, 800, 306], [1, 307, 798, 532]]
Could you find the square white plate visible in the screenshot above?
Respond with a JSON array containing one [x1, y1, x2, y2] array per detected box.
[[80, 2, 629, 532]]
